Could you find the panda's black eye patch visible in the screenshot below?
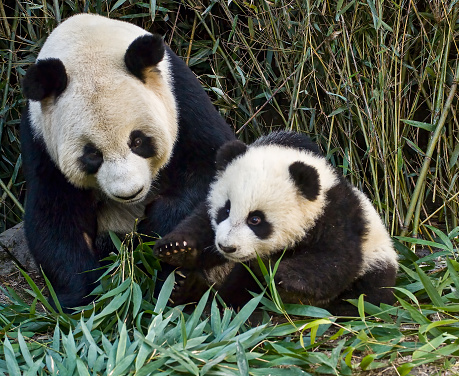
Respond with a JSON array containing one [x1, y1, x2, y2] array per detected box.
[[129, 130, 155, 158], [216, 200, 230, 224], [79, 144, 103, 174], [247, 210, 272, 239]]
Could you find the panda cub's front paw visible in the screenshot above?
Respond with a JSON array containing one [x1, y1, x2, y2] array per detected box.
[[153, 235, 200, 267]]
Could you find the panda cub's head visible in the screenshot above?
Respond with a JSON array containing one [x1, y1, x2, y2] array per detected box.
[[208, 132, 338, 262], [22, 14, 177, 203]]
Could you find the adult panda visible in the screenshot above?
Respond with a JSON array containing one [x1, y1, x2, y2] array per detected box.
[[154, 131, 398, 315], [20, 14, 234, 310]]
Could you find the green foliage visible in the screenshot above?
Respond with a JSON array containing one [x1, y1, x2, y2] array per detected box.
[[1, 1, 459, 374], [1, 231, 459, 374], [1, 0, 459, 238]]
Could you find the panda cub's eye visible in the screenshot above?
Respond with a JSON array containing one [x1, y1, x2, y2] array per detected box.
[[247, 216, 262, 226], [216, 200, 231, 224], [246, 210, 272, 239], [132, 137, 142, 148]]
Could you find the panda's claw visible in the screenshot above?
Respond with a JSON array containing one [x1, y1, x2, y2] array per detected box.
[[175, 270, 186, 279]]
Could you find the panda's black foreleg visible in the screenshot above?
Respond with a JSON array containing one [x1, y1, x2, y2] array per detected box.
[[272, 245, 362, 309], [329, 264, 397, 316], [152, 202, 225, 269], [21, 112, 103, 311]]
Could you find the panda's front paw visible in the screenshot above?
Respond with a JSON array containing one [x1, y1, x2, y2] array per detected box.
[[153, 235, 200, 267]]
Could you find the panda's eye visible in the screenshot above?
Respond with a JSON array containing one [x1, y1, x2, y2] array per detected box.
[[216, 200, 231, 224], [129, 130, 155, 158], [247, 210, 272, 239], [79, 144, 103, 174], [247, 216, 262, 226], [132, 137, 142, 148]]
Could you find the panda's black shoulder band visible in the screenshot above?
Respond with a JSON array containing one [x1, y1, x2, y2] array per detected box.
[[125, 34, 165, 82], [22, 58, 68, 101]]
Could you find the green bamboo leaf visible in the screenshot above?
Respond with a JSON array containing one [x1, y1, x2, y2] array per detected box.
[[24, 357, 45, 376], [110, 354, 136, 376], [446, 259, 459, 297], [97, 278, 131, 301], [62, 331, 77, 375], [76, 357, 91, 376], [401, 119, 435, 132], [395, 236, 451, 251], [80, 316, 104, 355], [94, 288, 130, 321], [154, 272, 174, 313], [412, 333, 454, 360], [420, 319, 459, 334], [414, 264, 444, 307], [4, 336, 20, 376], [17, 329, 34, 367], [132, 282, 142, 318], [397, 362, 415, 376], [424, 225, 454, 250], [109, 231, 122, 251], [181, 312, 188, 349], [236, 341, 249, 376], [18, 268, 56, 313], [116, 321, 127, 364]]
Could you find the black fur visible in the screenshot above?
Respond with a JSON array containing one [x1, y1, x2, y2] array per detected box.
[[22, 58, 67, 101], [125, 34, 165, 82], [215, 140, 248, 171], [216, 200, 230, 224], [153, 132, 397, 316], [289, 162, 320, 201], [129, 130, 156, 159], [253, 131, 321, 155], [247, 210, 272, 239], [79, 144, 103, 175], [21, 31, 234, 311]]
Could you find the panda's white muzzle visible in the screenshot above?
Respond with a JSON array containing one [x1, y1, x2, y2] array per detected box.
[[97, 155, 151, 203]]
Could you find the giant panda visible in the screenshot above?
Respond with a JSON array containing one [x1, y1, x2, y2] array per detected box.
[[153, 131, 398, 316], [20, 13, 234, 310]]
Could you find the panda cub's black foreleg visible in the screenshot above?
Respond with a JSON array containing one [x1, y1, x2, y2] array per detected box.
[[153, 202, 223, 268], [153, 202, 231, 304]]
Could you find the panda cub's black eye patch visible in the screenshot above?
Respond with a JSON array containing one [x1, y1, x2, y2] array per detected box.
[[216, 200, 230, 224], [247, 210, 272, 239], [129, 130, 155, 158], [79, 144, 103, 174]]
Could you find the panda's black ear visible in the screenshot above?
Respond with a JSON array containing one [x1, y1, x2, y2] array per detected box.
[[289, 161, 320, 201], [125, 34, 165, 82], [22, 58, 68, 101], [216, 140, 248, 171]]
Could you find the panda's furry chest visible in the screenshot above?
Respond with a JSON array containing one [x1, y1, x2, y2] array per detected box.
[[96, 192, 155, 234]]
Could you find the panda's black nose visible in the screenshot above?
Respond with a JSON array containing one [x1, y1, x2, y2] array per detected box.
[[218, 244, 237, 253], [115, 187, 143, 201]]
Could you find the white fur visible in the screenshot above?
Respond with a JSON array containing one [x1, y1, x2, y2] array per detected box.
[[208, 144, 338, 262], [28, 14, 177, 205], [353, 188, 398, 275], [208, 143, 397, 274]]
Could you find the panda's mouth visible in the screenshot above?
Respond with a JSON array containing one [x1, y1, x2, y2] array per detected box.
[[114, 187, 144, 202]]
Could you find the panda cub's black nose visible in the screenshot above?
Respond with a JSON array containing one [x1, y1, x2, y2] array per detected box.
[[218, 244, 237, 253]]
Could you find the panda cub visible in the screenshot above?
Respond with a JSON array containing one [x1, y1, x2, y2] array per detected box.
[[154, 131, 398, 315]]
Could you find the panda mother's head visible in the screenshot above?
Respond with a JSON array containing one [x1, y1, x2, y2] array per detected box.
[[22, 14, 177, 203], [208, 135, 339, 262]]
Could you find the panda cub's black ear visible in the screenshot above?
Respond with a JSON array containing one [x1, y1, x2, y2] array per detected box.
[[289, 161, 320, 201], [216, 140, 248, 171], [125, 34, 165, 82], [22, 58, 68, 101]]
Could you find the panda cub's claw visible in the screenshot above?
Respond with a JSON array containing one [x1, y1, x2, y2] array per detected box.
[[153, 235, 200, 267]]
